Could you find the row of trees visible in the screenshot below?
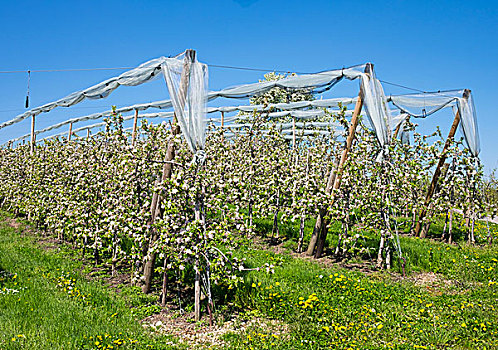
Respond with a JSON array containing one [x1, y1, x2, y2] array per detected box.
[[0, 75, 495, 321]]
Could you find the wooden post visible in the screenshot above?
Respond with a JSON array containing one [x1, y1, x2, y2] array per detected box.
[[30, 114, 35, 154], [68, 123, 73, 141], [142, 50, 195, 295], [292, 116, 296, 149], [161, 257, 169, 306], [414, 89, 470, 237], [420, 163, 450, 238], [393, 119, 403, 139], [220, 111, 225, 141], [307, 63, 371, 257], [87, 129, 90, 139], [131, 109, 139, 146]]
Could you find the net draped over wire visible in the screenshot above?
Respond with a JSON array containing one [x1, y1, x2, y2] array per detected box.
[[388, 90, 480, 157], [0, 52, 480, 160], [162, 52, 208, 164]]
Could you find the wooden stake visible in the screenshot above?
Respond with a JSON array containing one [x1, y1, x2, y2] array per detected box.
[[87, 129, 90, 139], [221, 111, 225, 142], [420, 163, 449, 238], [131, 109, 139, 146], [142, 50, 195, 295], [414, 89, 470, 237], [393, 119, 403, 139], [68, 123, 73, 141], [448, 209, 453, 244], [161, 257, 168, 306], [30, 114, 35, 154], [309, 63, 371, 259], [292, 116, 296, 149]]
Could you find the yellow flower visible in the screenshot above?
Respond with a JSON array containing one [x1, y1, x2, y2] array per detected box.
[[461, 323, 467, 328], [251, 283, 256, 288]]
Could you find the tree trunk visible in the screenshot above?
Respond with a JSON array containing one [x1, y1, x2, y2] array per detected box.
[[469, 211, 476, 244], [194, 258, 201, 322], [487, 221, 493, 245], [441, 209, 449, 242], [385, 237, 392, 270], [272, 189, 280, 238], [376, 230, 386, 269], [306, 209, 324, 256], [297, 215, 305, 253], [161, 257, 169, 306], [448, 210, 453, 244]]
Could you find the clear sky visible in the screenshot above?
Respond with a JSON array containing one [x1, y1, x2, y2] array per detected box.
[[0, 0, 496, 170]]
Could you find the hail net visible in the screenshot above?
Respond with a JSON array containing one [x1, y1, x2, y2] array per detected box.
[[162, 52, 208, 163]]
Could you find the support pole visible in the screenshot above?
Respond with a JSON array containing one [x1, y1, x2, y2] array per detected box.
[[307, 63, 371, 258], [420, 163, 450, 238], [292, 116, 296, 149], [393, 118, 404, 139], [414, 89, 470, 237], [221, 111, 225, 142], [68, 123, 73, 141], [30, 115, 35, 154], [142, 50, 195, 295], [131, 109, 139, 146], [87, 129, 90, 139]]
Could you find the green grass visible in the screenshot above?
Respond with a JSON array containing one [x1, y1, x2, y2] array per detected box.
[[225, 243, 498, 349], [218, 212, 498, 349], [1, 210, 498, 349], [0, 212, 178, 350]]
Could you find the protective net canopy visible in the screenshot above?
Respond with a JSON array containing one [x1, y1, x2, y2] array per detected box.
[[0, 57, 169, 130], [388, 90, 480, 157], [0, 52, 480, 160], [162, 51, 208, 163], [358, 67, 392, 160]]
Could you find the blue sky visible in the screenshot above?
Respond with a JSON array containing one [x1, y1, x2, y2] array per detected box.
[[0, 0, 497, 170]]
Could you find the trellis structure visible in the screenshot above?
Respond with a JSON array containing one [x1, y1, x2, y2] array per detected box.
[[0, 50, 480, 259]]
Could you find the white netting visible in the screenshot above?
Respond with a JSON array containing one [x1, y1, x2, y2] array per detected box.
[[0, 54, 479, 160], [388, 90, 480, 157], [162, 51, 208, 162], [358, 66, 391, 160], [457, 91, 480, 157], [0, 57, 170, 130]]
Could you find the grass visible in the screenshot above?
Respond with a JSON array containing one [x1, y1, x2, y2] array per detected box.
[[0, 212, 179, 350], [221, 213, 498, 349], [225, 242, 498, 349], [1, 210, 498, 349]]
